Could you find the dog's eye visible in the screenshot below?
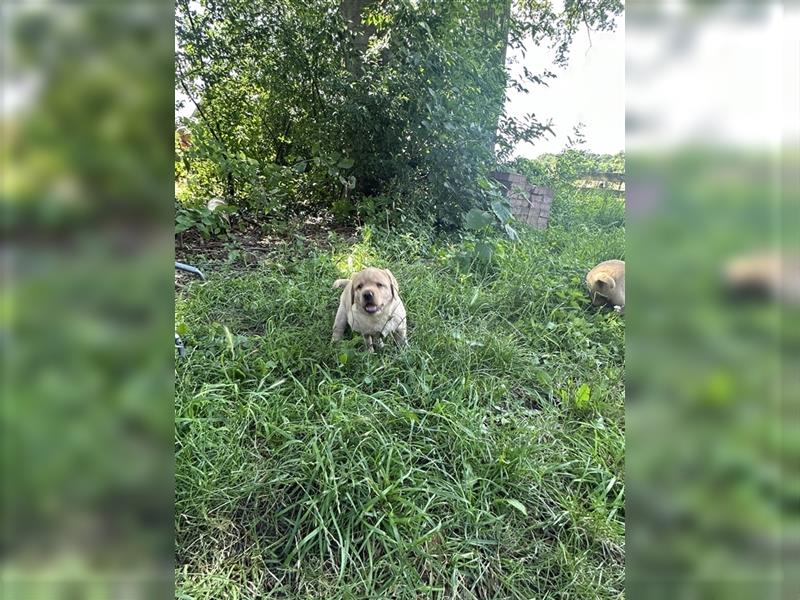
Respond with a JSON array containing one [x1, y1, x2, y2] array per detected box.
[[356, 284, 362, 290], [376, 283, 383, 288]]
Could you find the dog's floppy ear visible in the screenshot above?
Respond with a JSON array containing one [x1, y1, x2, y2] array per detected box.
[[383, 269, 399, 299], [350, 276, 356, 305], [595, 273, 616, 291]]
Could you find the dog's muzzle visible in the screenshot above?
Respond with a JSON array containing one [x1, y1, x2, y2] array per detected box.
[[363, 291, 380, 313]]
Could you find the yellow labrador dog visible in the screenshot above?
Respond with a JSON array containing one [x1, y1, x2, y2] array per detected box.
[[586, 259, 625, 313], [331, 267, 408, 351]]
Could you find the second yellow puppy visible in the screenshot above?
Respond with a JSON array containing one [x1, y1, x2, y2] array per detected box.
[[586, 259, 625, 313]]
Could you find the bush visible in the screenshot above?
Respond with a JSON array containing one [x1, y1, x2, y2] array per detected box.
[[175, 0, 623, 233]]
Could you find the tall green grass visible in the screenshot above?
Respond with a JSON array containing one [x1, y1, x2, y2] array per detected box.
[[175, 191, 625, 599]]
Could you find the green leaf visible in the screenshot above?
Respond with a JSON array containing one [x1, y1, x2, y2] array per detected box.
[[465, 209, 494, 230], [475, 241, 494, 262], [337, 158, 354, 169], [504, 498, 527, 516], [223, 325, 235, 358], [575, 383, 591, 408], [292, 161, 307, 173], [503, 224, 519, 241], [490, 200, 513, 224]]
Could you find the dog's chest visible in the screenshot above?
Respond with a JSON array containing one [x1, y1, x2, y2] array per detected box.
[[347, 307, 390, 335]]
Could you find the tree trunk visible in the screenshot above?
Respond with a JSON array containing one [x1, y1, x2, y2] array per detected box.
[[340, 0, 377, 76], [226, 172, 235, 199], [481, 0, 513, 155]]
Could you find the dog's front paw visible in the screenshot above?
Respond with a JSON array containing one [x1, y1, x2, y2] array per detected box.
[[613, 305, 624, 314]]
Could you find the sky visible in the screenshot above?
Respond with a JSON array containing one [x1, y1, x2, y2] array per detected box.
[[505, 13, 625, 159]]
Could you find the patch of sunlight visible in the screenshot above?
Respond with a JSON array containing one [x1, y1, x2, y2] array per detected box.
[[333, 241, 378, 276]]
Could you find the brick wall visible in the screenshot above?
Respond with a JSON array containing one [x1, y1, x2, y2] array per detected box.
[[490, 171, 554, 229]]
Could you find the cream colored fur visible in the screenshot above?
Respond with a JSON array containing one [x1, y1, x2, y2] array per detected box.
[[586, 259, 625, 313], [331, 267, 408, 351]]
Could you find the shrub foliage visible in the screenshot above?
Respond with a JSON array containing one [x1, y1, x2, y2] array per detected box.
[[175, 0, 623, 230]]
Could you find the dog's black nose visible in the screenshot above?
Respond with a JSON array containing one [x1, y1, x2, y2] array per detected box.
[[363, 291, 374, 302]]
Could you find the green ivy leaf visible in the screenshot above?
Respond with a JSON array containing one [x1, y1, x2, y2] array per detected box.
[[490, 200, 513, 224], [337, 158, 354, 169], [465, 209, 494, 230], [475, 241, 494, 262]]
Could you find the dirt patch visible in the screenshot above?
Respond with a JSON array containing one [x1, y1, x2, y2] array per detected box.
[[175, 217, 359, 266]]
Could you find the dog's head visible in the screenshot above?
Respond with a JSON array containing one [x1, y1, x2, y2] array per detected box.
[[590, 273, 616, 305], [350, 267, 398, 315]]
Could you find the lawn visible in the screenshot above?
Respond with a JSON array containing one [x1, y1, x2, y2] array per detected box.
[[175, 191, 625, 599]]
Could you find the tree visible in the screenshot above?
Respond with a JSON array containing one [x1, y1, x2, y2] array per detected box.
[[175, 0, 624, 229]]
